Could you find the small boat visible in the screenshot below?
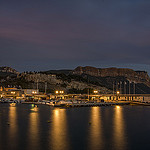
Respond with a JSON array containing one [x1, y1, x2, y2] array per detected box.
[[30, 104, 38, 112], [53, 100, 73, 107], [46, 101, 56, 106], [30, 107, 38, 112]]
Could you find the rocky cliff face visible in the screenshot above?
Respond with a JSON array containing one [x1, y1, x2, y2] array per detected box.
[[1, 66, 150, 94], [73, 66, 150, 86], [20, 73, 61, 84]]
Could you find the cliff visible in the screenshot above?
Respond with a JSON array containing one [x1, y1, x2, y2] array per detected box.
[[1, 66, 150, 94], [73, 66, 150, 86]]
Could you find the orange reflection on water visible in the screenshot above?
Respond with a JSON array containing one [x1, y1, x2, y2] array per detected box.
[[88, 107, 103, 150], [28, 107, 39, 150], [0, 110, 1, 150], [113, 106, 127, 150], [50, 108, 69, 150], [8, 106, 18, 149]]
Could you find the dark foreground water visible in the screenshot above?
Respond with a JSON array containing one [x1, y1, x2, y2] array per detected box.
[[0, 104, 150, 150]]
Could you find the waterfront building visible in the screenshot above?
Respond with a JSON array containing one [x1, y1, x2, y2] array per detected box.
[[23, 89, 39, 95], [0, 88, 23, 99]]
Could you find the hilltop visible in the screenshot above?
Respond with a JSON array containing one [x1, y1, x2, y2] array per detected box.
[[1, 66, 150, 94]]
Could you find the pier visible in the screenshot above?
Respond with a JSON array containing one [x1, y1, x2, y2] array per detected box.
[[53, 101, 131, 107]]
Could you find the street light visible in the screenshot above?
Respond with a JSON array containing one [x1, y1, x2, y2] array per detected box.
[[55, 90, 59, 94], [60, 91, 64, 94], [55, 90, 64, 94], [32, 91, 37, 94], [11, 91, 15, 94], [117, 91, 120, 95], [93, 90, 98, 94], [116, 91, 120, 101]]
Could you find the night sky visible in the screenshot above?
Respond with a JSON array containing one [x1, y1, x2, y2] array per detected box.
[[0, 0, 150, 73]]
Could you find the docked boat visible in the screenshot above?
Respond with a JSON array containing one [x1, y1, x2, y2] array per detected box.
[[30, 104, 38, 112], [53, 100, 72, 107]]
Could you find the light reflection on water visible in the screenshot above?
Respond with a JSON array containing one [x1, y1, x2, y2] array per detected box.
[[50, 108, 69, 150], [88, 107, 103, 150], [113, 106, 127, 150], [0, 104, 150, 150], [8, 106, 18, 149], [0, 108, 3, 150], [28, 107, 40, 150]]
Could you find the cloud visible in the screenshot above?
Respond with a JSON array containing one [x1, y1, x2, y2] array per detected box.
[[0, 0, 150, 72]]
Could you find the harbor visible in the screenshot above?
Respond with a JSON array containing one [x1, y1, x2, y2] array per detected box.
[[1, 97, 150, 108], [0, 103, 150, 150]]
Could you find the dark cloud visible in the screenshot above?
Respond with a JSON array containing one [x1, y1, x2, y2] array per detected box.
[[0, 0, 150, 72]]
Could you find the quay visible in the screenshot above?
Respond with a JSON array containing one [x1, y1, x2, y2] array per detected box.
[[1, 86, 150, 104], [1, 87, 150, 108], [130, 101, 150, 106], [52, 101, 131, 107], [21, 100, 150, 107], [1, 99, 150, 107], [21, 101, 47, 105], [2, 100, 131, 107], [20, 101, 150, 107]]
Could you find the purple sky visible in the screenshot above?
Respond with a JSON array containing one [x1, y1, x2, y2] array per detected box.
[[0, 0, 150, 73]]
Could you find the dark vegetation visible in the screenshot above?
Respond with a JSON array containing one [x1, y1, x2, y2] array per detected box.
[[1, 70, 150, 94]]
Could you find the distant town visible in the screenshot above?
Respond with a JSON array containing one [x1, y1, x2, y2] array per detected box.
[[0, 66, 150, 106]]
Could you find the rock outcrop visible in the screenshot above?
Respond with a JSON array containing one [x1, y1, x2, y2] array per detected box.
[[1, 66, 150, 94], [0, 66, 19, 74], [20, 73, 61, 84], [73, 66, 150, 86]]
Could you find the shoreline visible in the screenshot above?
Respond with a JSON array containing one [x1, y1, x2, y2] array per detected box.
[[1, 101, 150, 107]]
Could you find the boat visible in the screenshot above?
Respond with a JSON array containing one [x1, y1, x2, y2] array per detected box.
[[53, 100, 72, 107]]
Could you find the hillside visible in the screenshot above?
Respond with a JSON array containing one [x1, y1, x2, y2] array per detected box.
[[72, 66, 150, 94], [1, 66, 150, 94]]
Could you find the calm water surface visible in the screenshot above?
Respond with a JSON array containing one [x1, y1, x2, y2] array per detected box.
[[0, 104, 150, 150]]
